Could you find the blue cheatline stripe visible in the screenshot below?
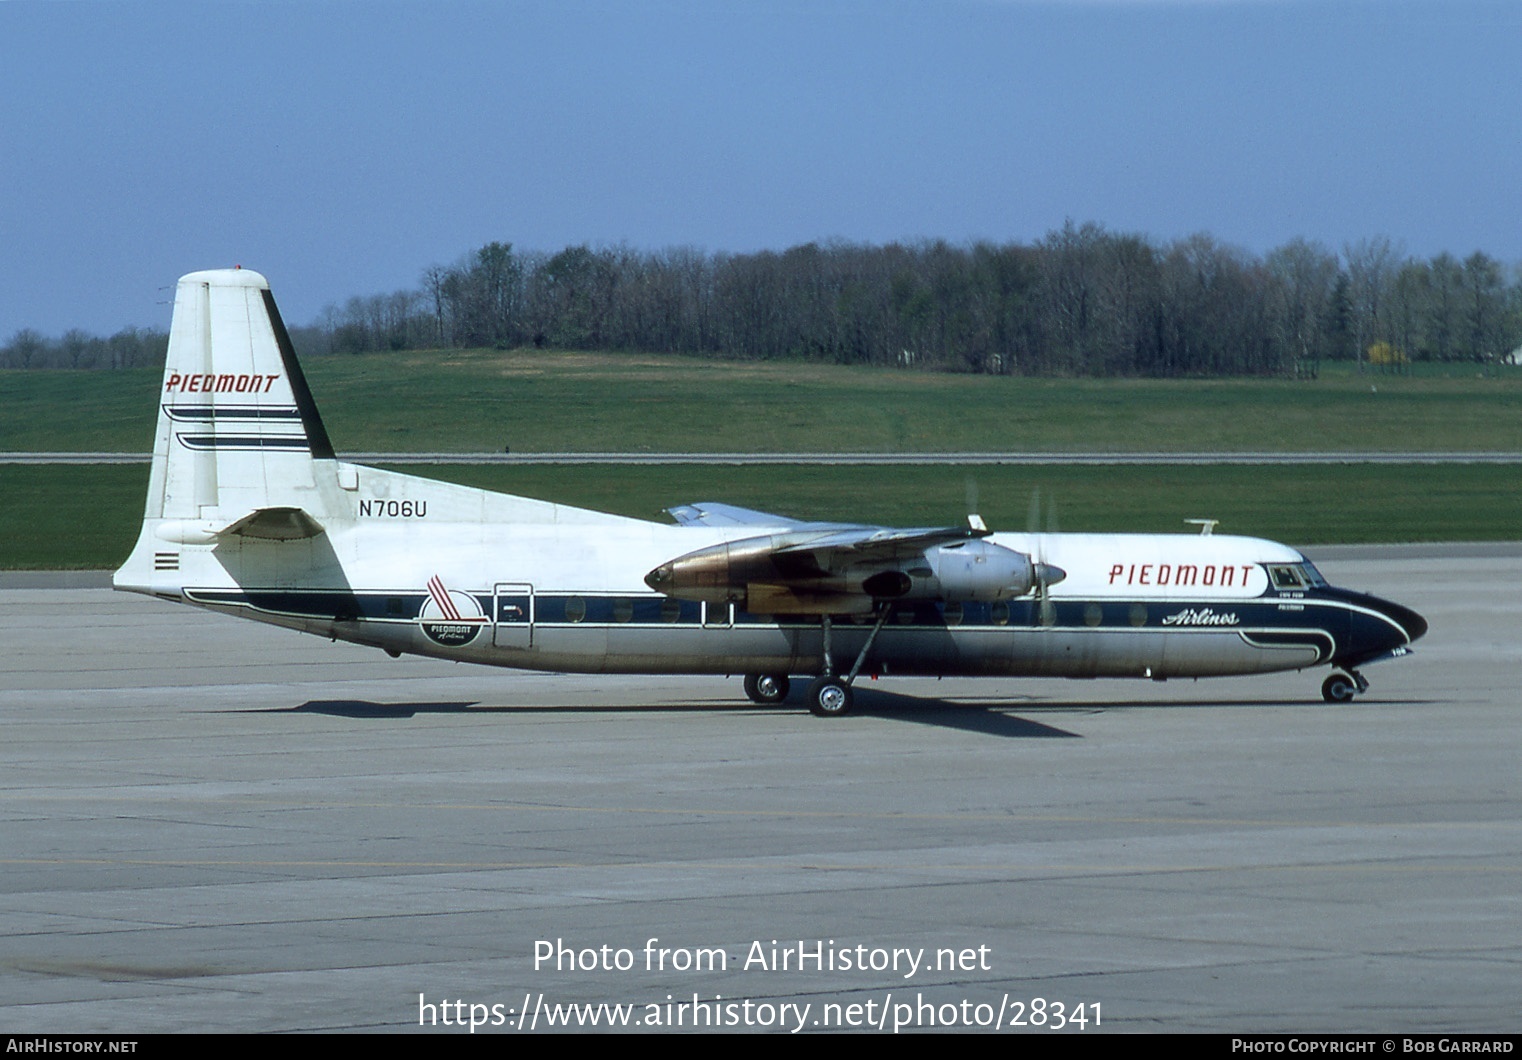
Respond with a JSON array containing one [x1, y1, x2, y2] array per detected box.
[[1238, 630, 1335, 664], [182, 587, 1359, 640], [176, 434, 311, 451], [163, 405, 303, 421]]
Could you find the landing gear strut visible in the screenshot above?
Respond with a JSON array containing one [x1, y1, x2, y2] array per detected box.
[[1321, 669, 1368, 704], [806, 605, 894, 717]]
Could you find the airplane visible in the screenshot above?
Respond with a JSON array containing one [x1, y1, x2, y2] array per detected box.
[[114, 268, 1427, 716]]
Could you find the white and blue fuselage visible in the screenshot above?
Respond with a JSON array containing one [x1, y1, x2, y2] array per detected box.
[[114, 270, 1426, 712]]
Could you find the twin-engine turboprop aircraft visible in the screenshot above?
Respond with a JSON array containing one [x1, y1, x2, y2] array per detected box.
[[114, 269, 1427, 716]]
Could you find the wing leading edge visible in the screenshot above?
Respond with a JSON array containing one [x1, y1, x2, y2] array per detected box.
[[665, 501, 860, 531]]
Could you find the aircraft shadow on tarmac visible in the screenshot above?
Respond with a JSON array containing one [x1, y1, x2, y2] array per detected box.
[[278, 690, 1080, 737], [267, 685, 1429, 734], [816, 687, 1081, 737], [286, 700, 477, 718], [269, 683, 1432, 733]]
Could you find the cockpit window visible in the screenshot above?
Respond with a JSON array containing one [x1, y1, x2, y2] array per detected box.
[[1267, 563, 1325, 589], [1268, 565, 1306, 590]]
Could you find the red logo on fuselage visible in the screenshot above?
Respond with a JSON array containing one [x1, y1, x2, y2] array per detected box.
[[1108, 562, 1257, 588], [165, 373, 279, 394]]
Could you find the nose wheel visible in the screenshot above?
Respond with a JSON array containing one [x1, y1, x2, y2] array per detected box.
[[1321, 670, 1368, 703]]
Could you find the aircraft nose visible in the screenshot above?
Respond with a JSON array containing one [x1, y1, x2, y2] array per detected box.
[[1329, 588, 1427, 669], [1355, 593, 1427, 660], [1381, 598, 1428, 645]]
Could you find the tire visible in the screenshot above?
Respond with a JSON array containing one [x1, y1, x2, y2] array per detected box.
[[743, 673, 790, 705], [1322, 673, 1357, 704], [807, 676, 854, 718]]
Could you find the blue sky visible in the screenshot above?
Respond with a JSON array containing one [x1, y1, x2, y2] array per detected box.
[[3, 0, 1518, 336]]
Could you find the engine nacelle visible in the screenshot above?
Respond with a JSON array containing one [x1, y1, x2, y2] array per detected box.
[[645, 533, 804, 604], [919, 539, 1045, 602]]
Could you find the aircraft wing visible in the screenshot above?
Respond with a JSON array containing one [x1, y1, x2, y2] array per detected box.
[[774, 521, 990, 567], [645, 513, 1029, 614]]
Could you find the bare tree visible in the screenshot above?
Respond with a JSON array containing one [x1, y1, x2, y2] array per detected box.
[[1267, 239, 1338, 376], [1343, 236, 1404, 369]]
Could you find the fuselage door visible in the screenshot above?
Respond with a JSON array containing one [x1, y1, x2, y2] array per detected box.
[[493, 582, 534, 649]]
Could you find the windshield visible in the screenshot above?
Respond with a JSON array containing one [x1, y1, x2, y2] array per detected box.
[[1298, 561, 1328, 587]]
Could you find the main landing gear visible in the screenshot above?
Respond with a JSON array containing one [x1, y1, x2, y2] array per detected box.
[[806, 675, 853, 718], [741, 671, 853, 715], [742, 605, 895, 717], [1321, 669, 1369, 704], [807, 605, 895, 717], [742, 673, 790, 705]]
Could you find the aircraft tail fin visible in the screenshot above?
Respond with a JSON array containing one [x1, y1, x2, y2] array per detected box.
[[116, 269, 353, 593], [140, 268, 340, 523]]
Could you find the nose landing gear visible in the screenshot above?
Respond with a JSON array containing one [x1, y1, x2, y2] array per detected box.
[[1321, 669, 1369, 703]]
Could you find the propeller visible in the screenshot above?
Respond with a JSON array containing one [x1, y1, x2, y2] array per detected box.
[[955, 476, 1063, 603], [1026, 488, 1067, 618]]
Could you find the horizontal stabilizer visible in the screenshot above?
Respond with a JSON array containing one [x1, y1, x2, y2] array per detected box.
[[218, 506, 325, 541]]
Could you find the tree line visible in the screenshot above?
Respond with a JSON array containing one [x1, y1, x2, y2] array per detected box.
[[1, 326, 168, 371], [7, 224, 1521, 374]]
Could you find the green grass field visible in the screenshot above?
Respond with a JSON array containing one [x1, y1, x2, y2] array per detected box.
[[3, 351, 1521, 454], [6, 462, 1517, 569], [4, 353, 1517, 567]]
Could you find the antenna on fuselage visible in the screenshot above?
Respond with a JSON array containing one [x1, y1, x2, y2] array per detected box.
[[1185, 519, 1220, 536]]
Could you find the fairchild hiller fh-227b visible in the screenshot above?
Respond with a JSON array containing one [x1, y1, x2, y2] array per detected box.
[[114, 269, 1427, 716]]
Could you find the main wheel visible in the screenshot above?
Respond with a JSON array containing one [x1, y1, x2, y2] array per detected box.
[[1322, 672, 1358, 704], [743, 673, 791, 705], [807, 676, 854, 718]]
